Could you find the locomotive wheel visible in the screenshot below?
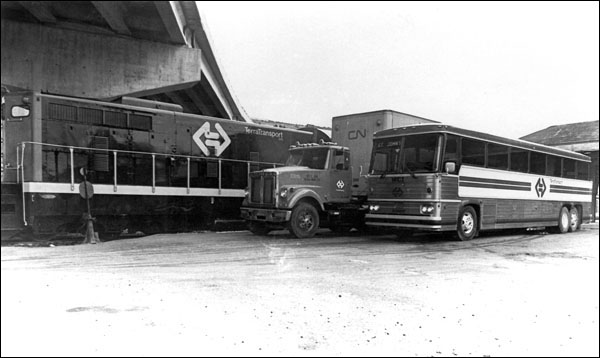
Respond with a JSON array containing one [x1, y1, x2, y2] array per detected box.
[[288, 203, 320, 238], [456, 206, 478, 241], [557, 206, 571, 234], [568, 207, 580, 232]]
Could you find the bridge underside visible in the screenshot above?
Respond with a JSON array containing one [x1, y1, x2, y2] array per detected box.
[[1, 1, 247, 121]]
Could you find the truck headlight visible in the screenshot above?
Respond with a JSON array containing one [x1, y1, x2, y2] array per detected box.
[[420, 204, 435, 214], [280, 188, 288, 198]]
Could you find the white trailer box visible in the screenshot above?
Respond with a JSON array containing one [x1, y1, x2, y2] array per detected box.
[[331, 110, 438, 197]]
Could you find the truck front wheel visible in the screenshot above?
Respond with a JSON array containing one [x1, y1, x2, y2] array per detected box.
[[289, 203, 320, 238]]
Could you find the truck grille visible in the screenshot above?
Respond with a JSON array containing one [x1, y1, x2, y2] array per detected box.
[[249, 173, 276, 204]]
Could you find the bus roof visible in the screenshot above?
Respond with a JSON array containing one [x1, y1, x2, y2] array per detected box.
[[373, 123, 591, 162]]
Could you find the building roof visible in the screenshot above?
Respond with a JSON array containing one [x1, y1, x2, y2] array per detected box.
[[520, 121, 599, 153]]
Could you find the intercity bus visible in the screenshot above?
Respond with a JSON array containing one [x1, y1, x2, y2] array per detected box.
[[365, 124, 593, 240]]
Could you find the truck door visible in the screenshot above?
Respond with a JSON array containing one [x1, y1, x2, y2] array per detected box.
[[329, 148, 352, 201]]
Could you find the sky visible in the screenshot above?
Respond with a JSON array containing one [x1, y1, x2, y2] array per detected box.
[[198, 1, 599, 140]]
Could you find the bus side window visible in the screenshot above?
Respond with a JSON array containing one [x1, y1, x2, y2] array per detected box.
[[576, 161, 589, 180], [546, 155, 561, 177], [487, 143, 509, 170], [461, 138, 485, 167], [510, 148, 529, 173], [530, 152, 546, 175], [443, 135, 459, 173], [562, 159, 576, 179]]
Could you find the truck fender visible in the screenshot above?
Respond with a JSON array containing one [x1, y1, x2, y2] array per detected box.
[[287, 188, 326, 212]]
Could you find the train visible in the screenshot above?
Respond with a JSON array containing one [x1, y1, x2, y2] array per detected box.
[[1, 90, 329, 239]]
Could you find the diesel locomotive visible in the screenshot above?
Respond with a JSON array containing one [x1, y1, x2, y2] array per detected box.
[[1, 90, 328, 239]]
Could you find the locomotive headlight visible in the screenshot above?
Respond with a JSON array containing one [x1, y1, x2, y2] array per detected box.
[[420, 204, 435, 214], [280, 188, 288, 198], [369, 205, 380, 211]]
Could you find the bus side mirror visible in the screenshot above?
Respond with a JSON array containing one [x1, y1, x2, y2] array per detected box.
[[445, 162, 456, 174]]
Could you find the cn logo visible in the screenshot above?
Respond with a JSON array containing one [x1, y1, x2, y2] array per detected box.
[[336, 180, 345, 189], [192, 122, 231, 156], [535, 177, 546, 198], [348, 129, 366, 140]]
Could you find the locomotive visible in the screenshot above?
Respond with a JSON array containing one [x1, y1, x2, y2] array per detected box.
[[1, 90, 328, 239]]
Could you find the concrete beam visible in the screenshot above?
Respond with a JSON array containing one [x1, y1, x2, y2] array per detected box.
[[154, 1, 187, 45], [184, 87, 214, 116], [17, 1, 56, 23], [1, 20, 202, 99], [91, 1, 131, 36]]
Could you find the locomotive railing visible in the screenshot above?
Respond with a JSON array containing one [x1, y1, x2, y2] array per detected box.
[[17, 141, 283, 194]]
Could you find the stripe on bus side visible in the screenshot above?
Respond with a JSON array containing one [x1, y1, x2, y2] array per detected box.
[[458, 165, 592, 201]]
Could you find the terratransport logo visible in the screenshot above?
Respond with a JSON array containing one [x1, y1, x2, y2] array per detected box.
[[192, 122, 285, 157], [244, 127, 284, 141]]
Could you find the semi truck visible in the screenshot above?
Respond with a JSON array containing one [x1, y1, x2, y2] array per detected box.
[[240, 110, 437, 238]]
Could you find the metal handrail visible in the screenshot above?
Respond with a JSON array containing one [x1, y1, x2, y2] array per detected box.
[[17, 141, 285, 192]]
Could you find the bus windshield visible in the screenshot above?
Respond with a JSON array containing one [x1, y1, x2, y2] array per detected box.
[[370, 133, 441, 175], [286, 147, 329, 169]]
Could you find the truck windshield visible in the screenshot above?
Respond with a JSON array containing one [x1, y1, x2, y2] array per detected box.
[[286, 147, 329, 169], [370, 134, 441, 175]]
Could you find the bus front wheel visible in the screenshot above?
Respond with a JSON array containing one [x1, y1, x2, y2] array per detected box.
[[457, 206, 478, 241]]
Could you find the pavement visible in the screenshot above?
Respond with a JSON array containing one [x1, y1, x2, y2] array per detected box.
[[1, 223, 598, 356]]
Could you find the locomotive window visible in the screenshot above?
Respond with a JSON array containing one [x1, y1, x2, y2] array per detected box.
[[11, 105, 30, 119], [129, 114, 152, 131]]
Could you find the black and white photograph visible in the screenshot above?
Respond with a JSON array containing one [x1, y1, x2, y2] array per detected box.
[[1, 1, 598, 356]]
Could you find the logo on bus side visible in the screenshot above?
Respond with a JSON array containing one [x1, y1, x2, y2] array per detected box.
[[535, 178, 546, 198], [192, 122, 231, 157]]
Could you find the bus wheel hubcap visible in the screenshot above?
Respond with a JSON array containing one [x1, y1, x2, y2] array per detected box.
[[462, 214, 474, 233]]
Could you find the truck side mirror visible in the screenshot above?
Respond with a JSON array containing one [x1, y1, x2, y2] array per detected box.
[[445, 161, 456, 174]]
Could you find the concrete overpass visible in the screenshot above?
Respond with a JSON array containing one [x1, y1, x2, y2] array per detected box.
[[1, 1, 250, 121]]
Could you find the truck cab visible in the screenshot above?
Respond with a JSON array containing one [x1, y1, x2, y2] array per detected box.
[[240, 141, 364, 238]]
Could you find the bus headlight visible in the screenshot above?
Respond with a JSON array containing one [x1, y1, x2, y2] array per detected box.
[[420, 204, 435, 214]]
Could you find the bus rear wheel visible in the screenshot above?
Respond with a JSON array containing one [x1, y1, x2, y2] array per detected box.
[[457, 206, 478, 241], [557, 206, 571, 234], [568, 207, 581, 232]]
